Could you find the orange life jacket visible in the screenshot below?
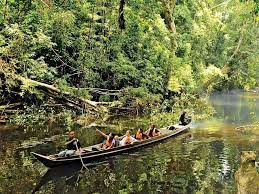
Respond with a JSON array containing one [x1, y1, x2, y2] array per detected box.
[[106, 139, 113, 147], [135, 132, 143, 140]]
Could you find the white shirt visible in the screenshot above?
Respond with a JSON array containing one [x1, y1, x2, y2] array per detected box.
[[120, 136, 137, 146]]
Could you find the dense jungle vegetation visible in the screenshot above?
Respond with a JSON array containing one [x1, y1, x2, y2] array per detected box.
[[0, 0, 258, 124]]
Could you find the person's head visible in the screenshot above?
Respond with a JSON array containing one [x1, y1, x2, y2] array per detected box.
[[150, 124, 156, 130], [148, 125, 155, 136], [108, 133, 115, 140], [68, 131, 76, 140], [137, 128, 143, 133], [114, 135, 119, 140], [126, 130, 131, 137]]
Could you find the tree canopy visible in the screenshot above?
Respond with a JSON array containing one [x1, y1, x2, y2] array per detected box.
[[0, 0, 258, 121]]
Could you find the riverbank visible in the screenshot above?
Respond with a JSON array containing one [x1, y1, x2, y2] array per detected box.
[[1, 91, 213, 128]]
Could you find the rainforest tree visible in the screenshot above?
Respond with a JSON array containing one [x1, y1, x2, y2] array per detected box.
[[0, 0, 258, 121]]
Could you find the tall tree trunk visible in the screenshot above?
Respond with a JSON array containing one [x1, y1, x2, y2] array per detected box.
[[118, 0, 126, 29], [161, 0, 177, 52], [3, 0, 8, 21], [161, 0, 178, 92], [198, 22, 248, 94]]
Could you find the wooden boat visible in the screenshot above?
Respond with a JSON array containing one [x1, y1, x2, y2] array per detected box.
[[32, 122, 191, 168]]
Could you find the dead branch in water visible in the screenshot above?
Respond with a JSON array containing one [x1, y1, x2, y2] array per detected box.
[[235, 124, 259, 130]]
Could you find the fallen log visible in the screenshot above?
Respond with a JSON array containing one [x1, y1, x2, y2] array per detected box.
[[0, 109, 21, 113], [69, 87, 123, 96], [0, 103, 21, 109], [0, 103, 22, 115], [17, 76, 122, 113]]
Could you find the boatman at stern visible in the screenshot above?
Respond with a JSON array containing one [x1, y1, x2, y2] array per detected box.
[[179, 110, 191, 125], [58, 131, 81, 157]]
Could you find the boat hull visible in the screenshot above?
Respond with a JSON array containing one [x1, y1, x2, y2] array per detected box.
[[32, 123, 191, 168]]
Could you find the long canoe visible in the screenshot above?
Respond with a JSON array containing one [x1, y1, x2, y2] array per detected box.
[[31, 122, 191, 168]]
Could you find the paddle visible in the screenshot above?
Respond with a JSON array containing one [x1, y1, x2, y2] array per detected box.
[[75, 140, 88, 171]]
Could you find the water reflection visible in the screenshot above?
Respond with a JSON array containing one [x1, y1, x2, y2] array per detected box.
[[210, 92, 259, 124], [181, 133, 193, 144], [28, 129, 258, 194], [235, 162, 259, 194], [1, 127, 258, 194], [1, 92, 259, 193]]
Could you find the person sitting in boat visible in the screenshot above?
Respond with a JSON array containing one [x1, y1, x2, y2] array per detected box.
[[179, 110, 191, 125], [96, 128, 115, 149], [145, 124, 161, 137], [120, 130, 137, 145], [114, 135, 121, 147], [58, 131, 81, 157], [134, 128, 149, 140]]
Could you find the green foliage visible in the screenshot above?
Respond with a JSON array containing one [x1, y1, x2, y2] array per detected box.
[[47, 11, 76, 51], [0, 0, 258, 121], [168, 63, 196, 93], [174, 0, 259, 91], [119, 87, 162, 112], [9, 104, 76, 127], [0, 24, 56, 82]]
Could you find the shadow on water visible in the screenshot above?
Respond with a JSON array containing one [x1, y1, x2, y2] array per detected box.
[[32, 163, 83, 194], [32, 156, 145, 194]]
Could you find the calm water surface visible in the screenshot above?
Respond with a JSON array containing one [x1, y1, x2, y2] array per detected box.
[[0, 92, 259, 194]]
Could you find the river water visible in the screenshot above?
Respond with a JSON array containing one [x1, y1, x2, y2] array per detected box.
[[0, 92, 259, 194]]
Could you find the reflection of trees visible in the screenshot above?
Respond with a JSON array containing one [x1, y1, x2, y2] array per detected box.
[[0, 147, 42, 194], [37, 137, 235, 194], [0, 132, 57, 194], [187, 140, 224, 193], [211, 93, 259, 124], [32, 163, 83, 193], [2, 123, 253, 194]]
